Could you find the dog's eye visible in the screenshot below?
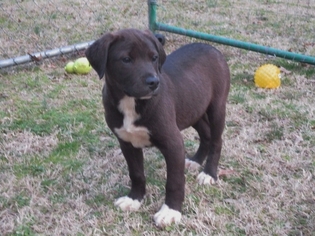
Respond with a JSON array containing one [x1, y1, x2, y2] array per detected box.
[[122, 57, 132, 63], [152, 55, 158, 62]]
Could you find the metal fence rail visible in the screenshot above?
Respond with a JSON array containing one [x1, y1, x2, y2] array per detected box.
[[0, 0, 148, 69], [149, 0, 315, 65], [1, 0, 315, 69]]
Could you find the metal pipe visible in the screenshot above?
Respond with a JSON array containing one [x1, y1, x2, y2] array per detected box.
[[2, 1, 315, 68], [148, 0, 157, 32], [0, 41, 95, 69], [155, 22, 315, 65]]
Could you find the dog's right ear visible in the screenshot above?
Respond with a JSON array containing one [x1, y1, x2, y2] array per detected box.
[[85, 33, 116, 79]]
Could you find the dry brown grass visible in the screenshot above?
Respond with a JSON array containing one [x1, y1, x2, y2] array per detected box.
[[1, 0, 315, 235]]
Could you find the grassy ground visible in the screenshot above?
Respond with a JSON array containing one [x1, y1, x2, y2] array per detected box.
[[1, 0, 315, 235]]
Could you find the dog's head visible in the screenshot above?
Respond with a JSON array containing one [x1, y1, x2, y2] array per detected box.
[[85, 29, 166, 99]]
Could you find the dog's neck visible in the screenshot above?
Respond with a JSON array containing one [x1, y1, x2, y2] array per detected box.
[[103, 82, 126, 107], [117, 96, 140, 126]]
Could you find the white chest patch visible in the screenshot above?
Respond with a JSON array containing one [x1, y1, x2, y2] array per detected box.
[[114, 96, 151, 148]]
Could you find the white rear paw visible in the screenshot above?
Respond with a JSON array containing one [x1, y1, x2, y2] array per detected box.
[[154, 204, 182, 227], [185, 159, 201, 170], [197, 171, 217, 185], [114, 196, 142, 211]]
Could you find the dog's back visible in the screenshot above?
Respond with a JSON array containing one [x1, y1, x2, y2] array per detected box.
[[161, 43, 230, 130]]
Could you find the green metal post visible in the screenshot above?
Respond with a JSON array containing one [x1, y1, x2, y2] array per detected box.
[[148, 0, 157, 32]]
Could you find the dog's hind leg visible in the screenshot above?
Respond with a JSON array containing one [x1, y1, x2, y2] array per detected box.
[[114, 141, 146, 211], [185, 114, 211, 170], [197, 103, 226, 185]]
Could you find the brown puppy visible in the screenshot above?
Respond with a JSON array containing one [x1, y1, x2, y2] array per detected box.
[[85, 29, 230, 227]]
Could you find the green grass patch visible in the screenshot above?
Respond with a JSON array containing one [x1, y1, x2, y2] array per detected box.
[[13, 163, 45, 178], [86, 194, 112, 207], [226, 223, 246, 236], [11, 223, 36, 236], [4, 95, 101, 144], [277, 60, 315, 78], [264, 122, 284, 141], [215, 205, 234, 216], [4, 192, 31, 211], [226, 176, 247, 193], [49, 141, 80, 158]]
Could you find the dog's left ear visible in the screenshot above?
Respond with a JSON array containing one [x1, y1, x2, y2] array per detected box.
[[144, 30, 166, 72], [154, 33, 166, 46], [85, 33, 117, 79]]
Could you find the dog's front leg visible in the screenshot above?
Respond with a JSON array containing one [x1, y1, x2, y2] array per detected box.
[[114, 140, 146, 212], [153, 133, 185, 227]]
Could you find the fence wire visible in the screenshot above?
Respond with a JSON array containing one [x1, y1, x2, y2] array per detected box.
[[0, 0, 314, 69]]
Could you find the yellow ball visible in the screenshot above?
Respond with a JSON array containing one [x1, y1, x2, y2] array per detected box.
[[65, 61, 75, 73], [73, 57, 92, 75], [254, 64, 281, 89]]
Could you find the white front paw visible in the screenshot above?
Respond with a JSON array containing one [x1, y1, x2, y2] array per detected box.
[[185, 159, 201, 170], [154, 204, 182, 227], [114, 196, 142, 211], [197, 171, 217, 185]]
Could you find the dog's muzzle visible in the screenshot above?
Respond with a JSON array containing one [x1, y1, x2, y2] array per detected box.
[[123, 76, 160, 99], [146, 76, 160, 91]]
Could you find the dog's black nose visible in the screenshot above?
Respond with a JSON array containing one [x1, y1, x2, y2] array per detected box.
[[146, 76, 159, 91]]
